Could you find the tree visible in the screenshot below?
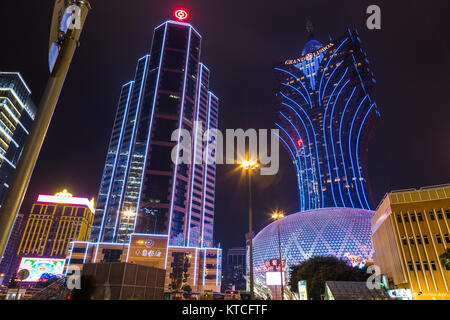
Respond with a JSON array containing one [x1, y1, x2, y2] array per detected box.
[[181, 284, 192, 299], [289, 256, 370, 300], [440, 249, 450, 270]]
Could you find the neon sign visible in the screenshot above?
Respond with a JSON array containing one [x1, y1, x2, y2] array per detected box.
[[174, 9, 189, 21], [284, 43, 335, 65], [37, 189, 95, 213], [264, 259, 286, 272]]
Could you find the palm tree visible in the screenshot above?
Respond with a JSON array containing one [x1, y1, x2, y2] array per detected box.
[[440, 249, 450, 269]]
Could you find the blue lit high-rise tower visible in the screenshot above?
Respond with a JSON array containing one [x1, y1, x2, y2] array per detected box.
[[75, 12, 221, 293], [91, 19, 219, 248], [274, 27, 380, 212]]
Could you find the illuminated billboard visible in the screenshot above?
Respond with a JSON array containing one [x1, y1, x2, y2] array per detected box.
[[17, 257, 65, 282], [264, 259, 286, 273], [265, 271, 286, 286]]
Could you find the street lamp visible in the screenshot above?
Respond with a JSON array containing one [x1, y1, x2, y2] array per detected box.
[[271, 211, 285, 300], [240, 160, 260, 300]]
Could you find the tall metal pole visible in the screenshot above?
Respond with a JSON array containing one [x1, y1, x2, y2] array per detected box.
[[277, 219, 284, 300], [0, 0, 91, 260], [248, 170, 254, 300]]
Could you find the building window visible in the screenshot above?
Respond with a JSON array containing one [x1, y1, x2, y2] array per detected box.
[[446, 265, 450, 271], [403, 214, 409, 223], [402, 237, 407, 246], [444, 234, 450, 244], [446, 210, 450, 219], [417, 212, 424, 222], [410, 213, 416, 223], [409, 237, 415, 245], [430, 261, 437, 271], [423, 235, 429, 245], [437, 211, 444, 220], [436, 234, 442, 244], [415, 261, 422, 271], [423, 261, 429, 271], [396, 214, 402, 223], [408, 261, 414, 271], [429, 211, 435, 221], [416, 236, 422, 245]]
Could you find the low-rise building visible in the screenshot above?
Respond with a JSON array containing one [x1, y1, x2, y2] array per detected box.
[[372, 185, 450, 300]]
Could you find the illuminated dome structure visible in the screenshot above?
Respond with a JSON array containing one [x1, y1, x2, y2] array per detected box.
[[252, 208, 375, 284]]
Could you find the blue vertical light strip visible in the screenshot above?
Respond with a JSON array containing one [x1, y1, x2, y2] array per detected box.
[[97, 82, 134, 243], [356, 103, 376, 210], [328, 79, 350, 207], [321, 60, 344, 102], [351, 54, 370, 102], [279, 92, 323, 209], [274, 68, 312, 108], [281, 83, 309, 107], [168, 25, 193, 248], [276, 121, 311, 207], [321, 68, 349, 207], [348, 95, 369, 209], [277, 111, 312, 206], [193, 247, 199, 286], [133, 24, 169, 248], [203, 249, 206, 286], [338, 86, 357, 208], [112, 55, 150, 243], [318, 38, 348, 106], [276, 133, 305, 211], [187, 64, 206, 247], [201, 93, 213, 248]]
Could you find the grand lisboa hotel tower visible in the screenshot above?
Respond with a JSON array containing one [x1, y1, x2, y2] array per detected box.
[[252, 25, 381, 285]]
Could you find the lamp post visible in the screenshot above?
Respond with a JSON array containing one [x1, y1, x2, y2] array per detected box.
[[271, 211, 285, 300], [240, 160, 260, 300], [0, 0, 91, 259]]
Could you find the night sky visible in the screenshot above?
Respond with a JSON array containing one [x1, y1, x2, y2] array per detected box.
[[1, 0, 449, 253]]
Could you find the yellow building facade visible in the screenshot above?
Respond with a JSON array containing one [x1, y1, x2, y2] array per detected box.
[[17, 190, 95, 259], [372, 185, 450, 300]]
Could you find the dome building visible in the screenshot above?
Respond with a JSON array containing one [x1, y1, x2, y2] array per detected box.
[[252, 208, 375, 284]]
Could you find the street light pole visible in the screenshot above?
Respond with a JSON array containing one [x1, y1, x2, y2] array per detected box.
[[277, 217, 284, 300], [248, 167, 254, 300], [240, 160, 259, 300], [272, 211, 285, 300], [0, 0, 91, 260]]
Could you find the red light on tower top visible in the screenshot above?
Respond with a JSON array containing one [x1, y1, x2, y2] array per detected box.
[[298, 139, 303, 148], [174, 9, 189, 21]]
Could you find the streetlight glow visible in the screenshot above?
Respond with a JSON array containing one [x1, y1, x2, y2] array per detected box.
[[240, 160, 260, 170], [123, 210, 136, 217], [272, 211, 285, 220]]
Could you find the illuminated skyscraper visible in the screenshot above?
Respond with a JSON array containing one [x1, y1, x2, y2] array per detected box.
[[0, 72, 36, 207], [274, 27, 380, 211], [75, 12, 221, 293], [2, 190, 95, 284], [0, 72, 36, 283], [17, 190, 94, 259]]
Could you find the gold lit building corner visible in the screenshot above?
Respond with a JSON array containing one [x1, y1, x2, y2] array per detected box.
[[372, 185, 450, 300]]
